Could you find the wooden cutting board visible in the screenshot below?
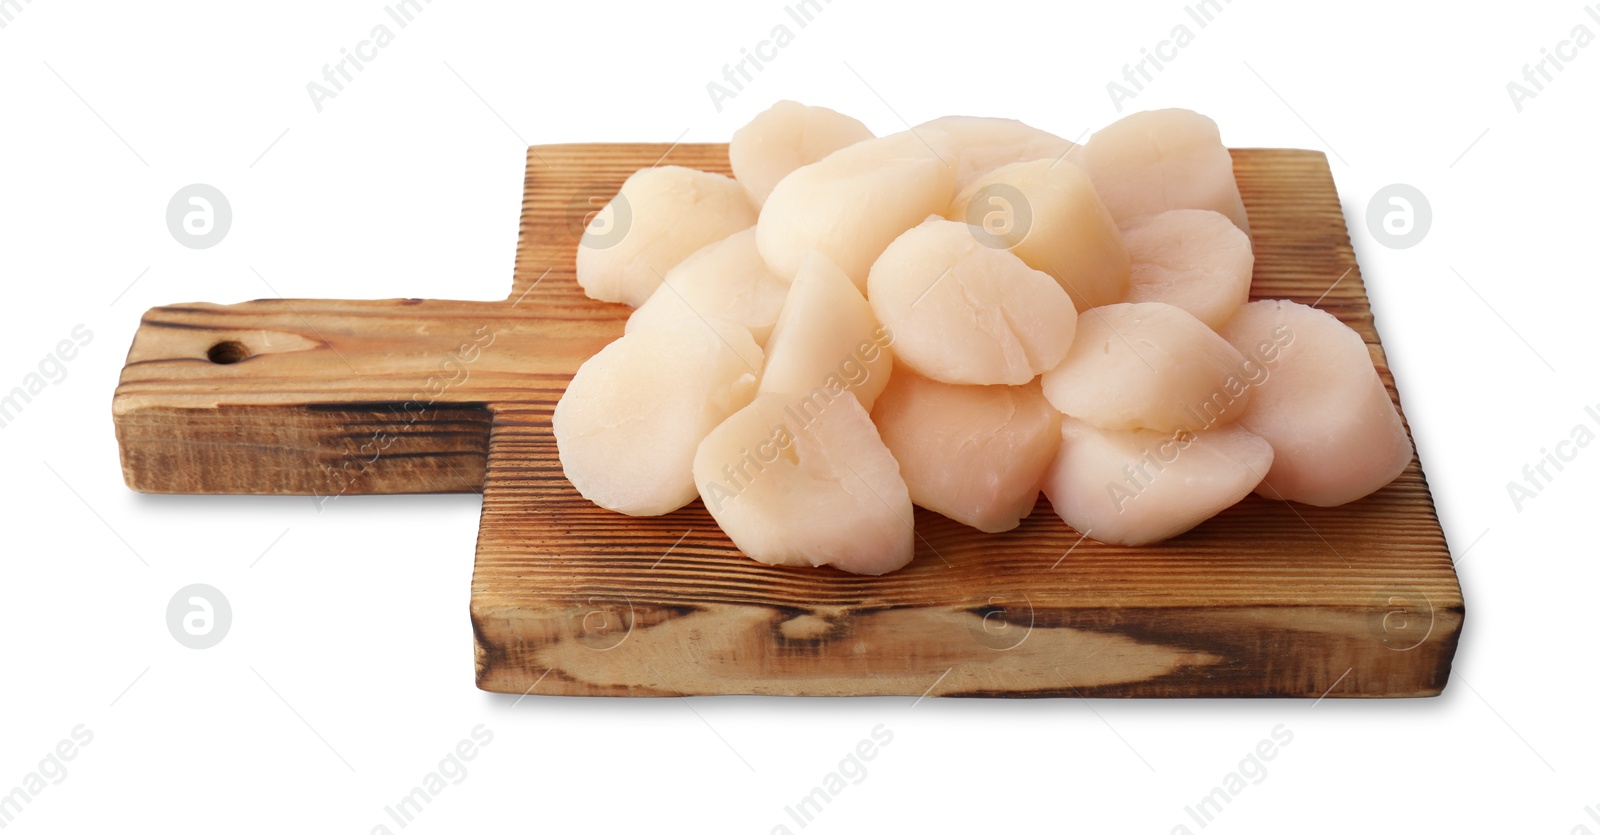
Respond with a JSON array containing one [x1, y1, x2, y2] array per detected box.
[[113, 143, 1463, 698]]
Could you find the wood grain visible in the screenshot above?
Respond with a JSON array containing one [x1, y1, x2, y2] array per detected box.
[[112, 143, 1463, 698]]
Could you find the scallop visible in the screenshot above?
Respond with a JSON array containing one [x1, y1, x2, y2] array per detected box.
[[1123, 209, 1254, 330], [554, 318, 762, 516], [947, 158, 1130, 312], [1221, 300, 1413, 506], [729, 100, 875, 206], [625, 228, 789, 344], [1042, 417, 1274, 546], [1041, 302, 1251, 433], [694, 391, 914, 575], [757, 129, 957, 291], [1078, 109, 1250, 235], [866, 217, 1076, 385], [575, 165, 757, 307], [871, 371, 1061, 533], [758, 252, 894, 411], [915, 115, 1076, 193]]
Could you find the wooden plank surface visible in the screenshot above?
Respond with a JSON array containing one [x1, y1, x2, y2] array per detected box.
[[111, 143, 1463, 698], [470, 144, 1462, 698]]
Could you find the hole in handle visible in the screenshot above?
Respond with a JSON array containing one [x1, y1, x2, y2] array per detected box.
[[207, 341, 249, 364]]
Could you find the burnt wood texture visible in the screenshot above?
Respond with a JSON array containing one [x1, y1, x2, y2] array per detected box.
[[113, 144, 1463, 698]]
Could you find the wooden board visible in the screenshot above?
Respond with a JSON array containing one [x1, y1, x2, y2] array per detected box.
[[113, 144, 1463, 698]]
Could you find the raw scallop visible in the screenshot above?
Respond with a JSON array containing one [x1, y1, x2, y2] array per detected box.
[[554, 318, 762, 516], [694, 391, 914, 575], [1123, 209, 1254, 330], [1078, 109, 1251, 235], [626, 228, 789, 344], [1221, 300, 1413, 506], [916, 115, 1076, 192], [947, 158, 1130, 312], [1042, 417, 1274, 546], [575, 166, 757, 307], [759, 252, 893, 411], [730, 100, 874, 206], [867, 217, 1076, 386], [872, 371, 1061, 533], [757, 129, 957, 290], [1041, 302, 1251, 433]]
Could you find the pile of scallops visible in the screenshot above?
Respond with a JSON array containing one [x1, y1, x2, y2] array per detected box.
[[554, 101, 1413, 576]]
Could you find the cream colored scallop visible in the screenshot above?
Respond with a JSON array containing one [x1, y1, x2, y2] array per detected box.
[[872, 371, 1061, 533], [1123, 209, 1254, 330], [1221, 300, 1413, 506], [947, 158, 1130, 312], [554, 318, 762, 516], [694, 391, 914, 575], [1043, 418, 1273, 546], [1078, 108, 1250, 235], [1041, 302, 1251, 433], [575, 166, 757, 307], [915, 115, 1076, 193], [867, 217, 1076, 385], [625, 228, 789, 345], [756, 129, 957, 291], [759, 251, 893, 411], [730, 100, 875, 206]]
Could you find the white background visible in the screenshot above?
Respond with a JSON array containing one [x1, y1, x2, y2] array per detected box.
[[1, 0, 1595, 832]]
